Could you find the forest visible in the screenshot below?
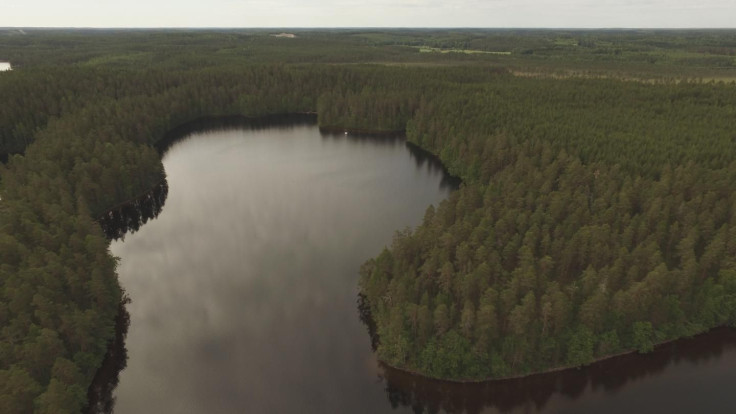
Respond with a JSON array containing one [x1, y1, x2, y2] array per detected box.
[[1, 29, 736, 411]]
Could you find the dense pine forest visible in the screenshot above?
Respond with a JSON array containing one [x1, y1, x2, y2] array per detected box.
[[1, 29, 736, 411]]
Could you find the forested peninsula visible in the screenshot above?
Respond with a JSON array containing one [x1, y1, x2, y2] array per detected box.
[[1, 29, 736, 411]]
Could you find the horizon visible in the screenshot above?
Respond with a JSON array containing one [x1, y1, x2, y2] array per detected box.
[[2, 1, 734, 29], [3, 27, 736, 31]]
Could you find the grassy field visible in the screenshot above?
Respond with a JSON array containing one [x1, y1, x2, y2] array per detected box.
[[416, 46, 512, 55]]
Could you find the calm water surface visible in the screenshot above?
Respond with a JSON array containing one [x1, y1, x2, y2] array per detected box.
[[110, 121, 454, 413], [107, 121, 736, 413]]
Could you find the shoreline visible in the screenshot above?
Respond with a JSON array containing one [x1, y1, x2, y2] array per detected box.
[[94, 114, 724, 389], [87, 114, 445, 409], [95, 178, 167, 221], [318, 125, 405, 136], [375, 325, 734, 384], [97, 114, 405, 230]]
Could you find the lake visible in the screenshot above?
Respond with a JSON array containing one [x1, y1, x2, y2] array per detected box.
[[106, 118, 455, 413], [100, 118, 736, 413]]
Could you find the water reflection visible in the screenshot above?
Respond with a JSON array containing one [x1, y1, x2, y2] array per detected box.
[[108, 122, 454, 413], [357, 294, 379, 352], [157, 114, 316, 156], [369, 323, 736, 413], [320, 129, 402, 141], [89, 178, 163, 412], [85, 298, 130, 414], [406, 141, 462, 191], [359, 288, 736, 413], [97, 180, 168, 240], [92, 118, 736, 413]]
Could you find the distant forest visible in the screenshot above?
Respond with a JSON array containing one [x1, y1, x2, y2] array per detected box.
[[1, 29, 736, 412]]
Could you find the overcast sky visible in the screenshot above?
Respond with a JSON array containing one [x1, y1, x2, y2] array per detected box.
[[2, 0, 734, 28]]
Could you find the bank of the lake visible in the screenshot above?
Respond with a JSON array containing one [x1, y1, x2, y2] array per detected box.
[[4, 57, 736, 413], [318, 125, 405, 136], [373, 326, 735, 384], [91, 120, 736, 414], [377, 326, 736, 414]]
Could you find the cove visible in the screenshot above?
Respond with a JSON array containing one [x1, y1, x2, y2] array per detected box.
[[95, 119, 736, 413]]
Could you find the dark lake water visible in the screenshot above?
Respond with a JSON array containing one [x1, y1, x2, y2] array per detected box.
[[102, 119, 736, 413]]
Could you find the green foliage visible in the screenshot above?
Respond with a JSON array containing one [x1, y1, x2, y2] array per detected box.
[[0, 367, 42, 414], [566, 327, 595, 367], [719, 270, 736, 327], [2, 29, 736, 403], [632, 322, 656, 353], [357, 38, 736, 380], [34, 379, 86, 414], [418, 330, 484, 379]]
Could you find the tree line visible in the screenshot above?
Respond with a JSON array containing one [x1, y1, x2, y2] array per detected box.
[[360, 75, 736, 380], [0, 62, 488, 412], [1, 32, 736, 411]]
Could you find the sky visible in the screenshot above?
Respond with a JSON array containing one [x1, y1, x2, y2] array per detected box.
[[1, 0, 735, 28]]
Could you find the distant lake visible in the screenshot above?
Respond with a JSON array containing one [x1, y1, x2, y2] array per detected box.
[[0, 62, 11, 71], [100, 119, 736, 413]]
